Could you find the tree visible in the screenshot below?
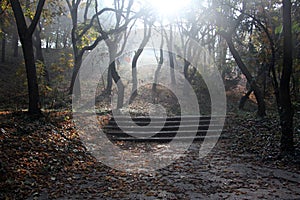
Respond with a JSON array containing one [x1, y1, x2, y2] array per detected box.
[[176, 18, 198, 95], [129, 19, 152, 103], [66, 0, 136, 99], [152, 27, 164, 93], [10, 0, 46, 115], [32, 1, 66, 84], [221, 30, 266, 117], [0, 0, 11, 63], [66, 0, 108, 98], [219, 0, 280, 110], [1, 33, 5, 63], [12, 30, 18, 57], [164, 24, 176, 86], [279, 0, 294, 156], [211, 1, 267, 117], [100, 0, 138, 109], [103, 0, 135, 90]]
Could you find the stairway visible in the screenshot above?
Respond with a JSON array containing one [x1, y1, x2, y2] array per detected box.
[[103, 115, 226, 142]]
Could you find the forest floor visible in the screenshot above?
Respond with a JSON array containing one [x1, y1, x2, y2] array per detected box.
[[0, 110, 299, 200]]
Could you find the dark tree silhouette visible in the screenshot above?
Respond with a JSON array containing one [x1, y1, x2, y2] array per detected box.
[[280, 0, 294, 156], [10, 0, 46, 114]]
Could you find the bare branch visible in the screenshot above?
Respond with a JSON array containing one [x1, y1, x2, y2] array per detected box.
[[78, 8, 119, 38]]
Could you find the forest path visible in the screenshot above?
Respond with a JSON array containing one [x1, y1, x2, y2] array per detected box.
[[44, 137, 300, 199]]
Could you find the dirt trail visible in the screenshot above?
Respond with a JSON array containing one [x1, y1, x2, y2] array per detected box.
[[34, 139, 300, 200]]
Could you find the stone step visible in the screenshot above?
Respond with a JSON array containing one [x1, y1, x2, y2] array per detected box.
[[109, 135, 226, 142], [109, 115, 224, 121], [107, 119, 218, 126], [105, 129, 223, 138], [104, 124, 223, 131], [104, 115, 225, 142]]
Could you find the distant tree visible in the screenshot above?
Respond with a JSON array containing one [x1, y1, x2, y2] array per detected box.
[[176, 9, 214, 96], [43, 12, 71, 51], [153, 27, 164, 93], [129, 19, 152, 104], [10, 0, 46, 114], [164, 24, 176, 86], [0, 0, 10, 63], [1, 33, 5, 63], [33, 1, 66, 84], [12, 30, 19, 57], [1, 1, 21, 59]]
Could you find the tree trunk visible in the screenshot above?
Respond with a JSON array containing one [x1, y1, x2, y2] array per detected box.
[[223, 34, 266, 117], [105, 40, 118, 95], [239, 88, 253, 110], [12, 32, 19, 57], [183, 59, 191, 96], [10, 0, 45, 115], [63, 31, 68, 49], [106, 51, 127, 108], [45, 38, 50, 52], [183, 60, 190, 81], [68, 2, 80, 97], [21, 37, 41, 114], [153, 48, 164, 93], [153, 30, 164, 93], [1, 34, 5, 63], [168, 26, 176, 86], [55, 29, 59, 49], [263, 67, 267, 98], [111, 61, 124, 109], [130, 24, 152, 103], [169, 51, 176, 85], [129, 49, 142, 104], [280, 0, 294, 156], [33, 28, 44, 62], [218, 36, 228, 81], [106, 61, 113, 94], [69, 56, 82, 99]]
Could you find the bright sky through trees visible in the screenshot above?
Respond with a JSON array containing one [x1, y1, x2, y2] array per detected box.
[[148, 0, 191, 17]]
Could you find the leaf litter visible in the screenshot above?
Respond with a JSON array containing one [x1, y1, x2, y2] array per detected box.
[[0, 111, 299, 199]]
